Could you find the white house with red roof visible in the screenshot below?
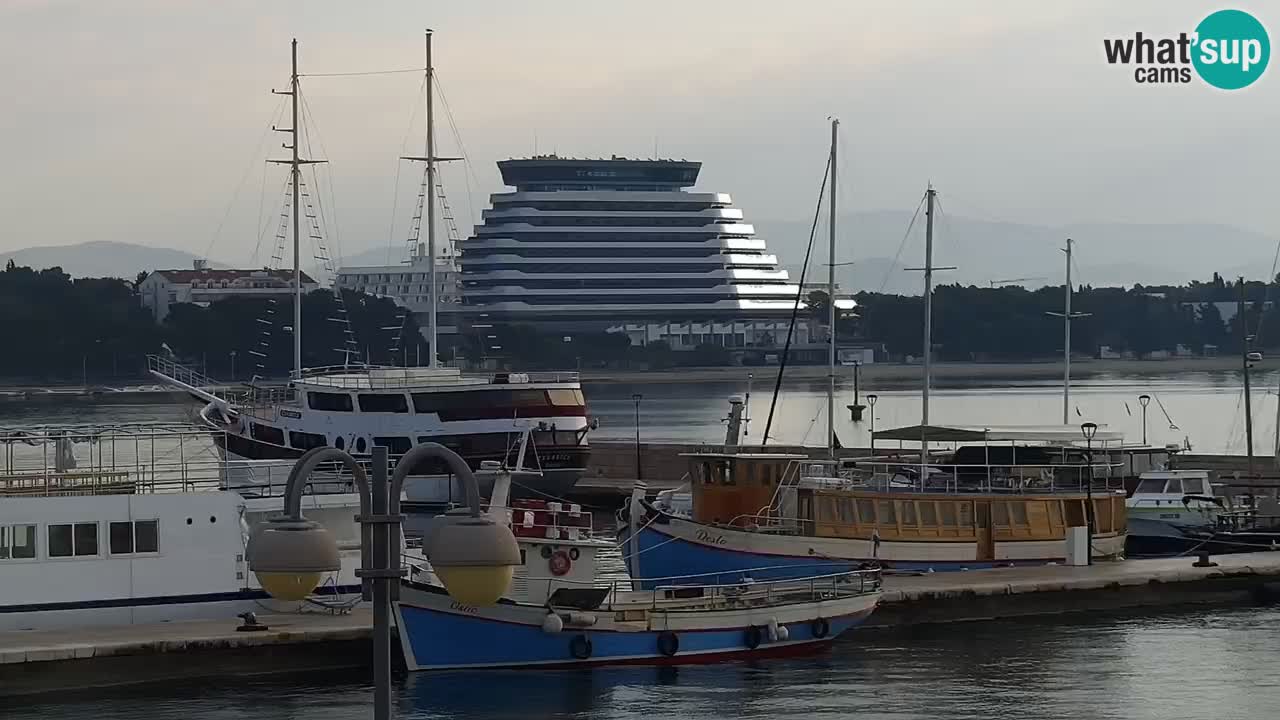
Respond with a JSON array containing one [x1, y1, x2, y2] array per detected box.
[[138, 260, 318, 322]]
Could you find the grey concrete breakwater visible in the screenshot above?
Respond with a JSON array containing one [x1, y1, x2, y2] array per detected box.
[[4, 552, 1280, 698]]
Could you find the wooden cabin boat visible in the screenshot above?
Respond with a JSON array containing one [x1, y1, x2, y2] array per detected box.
[[620, 438, 1127, 588]]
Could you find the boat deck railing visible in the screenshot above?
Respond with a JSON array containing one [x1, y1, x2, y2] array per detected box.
[[540, 565, 882, 613], [0, 421, 363, 499], [291, 365, 581, 390], [800, 459, 1126, 495]]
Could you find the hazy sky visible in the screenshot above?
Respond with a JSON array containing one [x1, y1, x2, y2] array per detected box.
[[1, 0, 1275, 269]]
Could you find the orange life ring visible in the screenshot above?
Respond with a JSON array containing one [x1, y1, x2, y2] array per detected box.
[[549, 549, 572, 576]]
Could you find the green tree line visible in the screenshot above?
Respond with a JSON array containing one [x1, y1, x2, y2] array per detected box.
[[0, 262, 415, 382]]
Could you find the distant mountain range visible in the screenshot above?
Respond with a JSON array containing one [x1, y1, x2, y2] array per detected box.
[[0, 242, 226, 280], [761, 212, 1279, 295], [6, 213, 1276, 293]]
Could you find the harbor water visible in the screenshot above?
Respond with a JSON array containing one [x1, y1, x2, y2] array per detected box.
[[2, 369, 1278, 455], [10, 605, 1280, 720]]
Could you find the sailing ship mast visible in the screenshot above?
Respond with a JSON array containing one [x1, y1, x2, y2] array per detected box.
[[906, 185, 952, 467], [1048, 239, 1089, 424], [402, 29, 460, 369], [827, 119, 838, 457], [270, 39, 324, 379]]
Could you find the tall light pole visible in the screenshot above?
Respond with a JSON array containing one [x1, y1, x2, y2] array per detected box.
[[867, 393, 879, 457], [248, 443, 519, 720], [632, 393, 643, 481], [1081, 421, 1097, 566], [1239, 277, 1261, 477], [1137, 394, 1151, 445]]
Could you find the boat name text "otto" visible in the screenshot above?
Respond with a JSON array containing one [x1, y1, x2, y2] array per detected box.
[[695, 529, 727, 545]]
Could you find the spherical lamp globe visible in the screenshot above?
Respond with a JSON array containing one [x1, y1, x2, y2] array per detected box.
[[247, 517, 341, 602], [427, 511, 521, 606]]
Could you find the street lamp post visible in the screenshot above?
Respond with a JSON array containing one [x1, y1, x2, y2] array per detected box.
[[248, 443, 519, 720], [230, 350, 237, 381], [1137, 394, 1150, 445], [1080, 421, 1097, 566], [632, 393, 643, 481], [867, 393, 879, 456]]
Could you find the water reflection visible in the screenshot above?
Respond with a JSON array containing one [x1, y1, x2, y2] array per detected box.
[[11, 607, 1280, 720]]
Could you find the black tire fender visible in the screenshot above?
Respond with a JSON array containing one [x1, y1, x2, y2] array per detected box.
[[657, 630, 679, 657], [569, 634, 592, 660]]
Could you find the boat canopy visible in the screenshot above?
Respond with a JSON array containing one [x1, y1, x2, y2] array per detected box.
[[872, 424, 1125, 444]]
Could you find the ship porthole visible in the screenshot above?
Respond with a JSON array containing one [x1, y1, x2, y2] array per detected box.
[[335, 436, 345, 450], [355, 437, 367, 454]]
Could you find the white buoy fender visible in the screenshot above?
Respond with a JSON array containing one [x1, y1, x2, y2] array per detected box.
[[542, 613, 564, 634], [564, 611, 598, 627], [766, 617, 780, 642]]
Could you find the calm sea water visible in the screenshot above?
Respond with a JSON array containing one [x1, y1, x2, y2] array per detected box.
[[1, 369, 1276, 454], [11, 605, 1280, 720], [585, 370, 1280, 456]]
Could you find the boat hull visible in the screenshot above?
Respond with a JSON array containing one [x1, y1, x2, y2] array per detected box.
[[394, 583, 877, 670], [620, 514, 1127, 588]]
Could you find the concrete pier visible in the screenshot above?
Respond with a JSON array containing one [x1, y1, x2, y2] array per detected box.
[[4, 552, 1280, 697], [872, 551, 1280, 627], [0, 609, 373, 697]]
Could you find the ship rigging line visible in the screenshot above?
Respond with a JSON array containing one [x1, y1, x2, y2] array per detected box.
[[386, 73, 429, 265], [433, 73, 480, 229], [299, 87, 343, 267], [761, 152, 831, 445], [877, 195, 927, 294], [203, 96, 289, 263]]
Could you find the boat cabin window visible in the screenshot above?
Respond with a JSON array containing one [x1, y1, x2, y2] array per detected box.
[[250, 422, 285, 446], [1135, 478, 1166, 494], [358, 393, 409, 414], [534, 429, 584, 447], [48, 522, 98, 558], [0, 524, 37, 560], [412, 389, 550, 414], [547, 389, 586, 406], [717, 461, 734, 486], [373, 436, 412, 455], [289, 431, 327, 451], [308, 392, 354, 412], [110, 520, 159, 555]]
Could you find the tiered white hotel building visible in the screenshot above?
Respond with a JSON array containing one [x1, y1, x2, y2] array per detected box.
[[461, 156, 851, 349]]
